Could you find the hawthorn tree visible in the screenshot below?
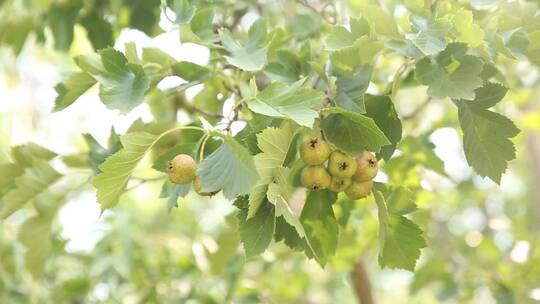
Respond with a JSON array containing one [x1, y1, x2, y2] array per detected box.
[[1, 0, 540, 302]]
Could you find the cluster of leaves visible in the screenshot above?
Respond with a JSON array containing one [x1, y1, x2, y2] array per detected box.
[[2, 0, 538, 277]]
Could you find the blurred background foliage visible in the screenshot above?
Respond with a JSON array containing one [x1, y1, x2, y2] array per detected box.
[[1, 0, 540, 303]]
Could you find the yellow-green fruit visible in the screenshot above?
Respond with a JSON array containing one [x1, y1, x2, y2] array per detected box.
[[345, 180, 373, 200], [168, 154, 197, 184], [353, 151, 378, 182], [301, 166, 331, 191], [328, 176, 352, 193], [300, 137, 331, 165], [328, 151, 357, 178], [193, 176, 220, 197]]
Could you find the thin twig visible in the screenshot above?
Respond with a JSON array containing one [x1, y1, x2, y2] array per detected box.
[[125, 176, 166, 192], [175, 92, 224, 119]]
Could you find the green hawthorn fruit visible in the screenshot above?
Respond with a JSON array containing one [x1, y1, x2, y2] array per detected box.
[[300, 137, 331, 165], [193, 175, 220, 197], [328, 151, 357, 178], [328, 176, 352, 193], [301, 165, 331, 191], [344, 180, 373, 200], [353, 151, 378, 182], [168, 154, 197, 184]]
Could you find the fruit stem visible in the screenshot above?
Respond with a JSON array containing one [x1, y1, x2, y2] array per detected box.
[[198, 134, 211, 162]]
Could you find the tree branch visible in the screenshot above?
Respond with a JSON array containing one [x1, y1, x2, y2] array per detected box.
[[402, 96, 431, 121], [174, 92, 224, 119], [351, 257, 375, 304]]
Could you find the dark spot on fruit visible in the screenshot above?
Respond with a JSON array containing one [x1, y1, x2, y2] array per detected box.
[[339, 162, 348, 170], [369, 159, 375, 167], [309, 138, 318, 148], [313, 185, 320, 191]]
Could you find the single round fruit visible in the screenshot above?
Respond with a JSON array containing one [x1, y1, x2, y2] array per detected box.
[[300, 166, 331, 191], [328, 176, 352, 193], [344, 180, 373, 200], [193, 176, 220, 197], [328, 151, 357, 178], [353, 151, 378, 182], [300, 137, 331, 165], [168, 154, 197, 184]]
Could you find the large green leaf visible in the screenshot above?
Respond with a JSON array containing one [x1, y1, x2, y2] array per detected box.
[[237, 198, 276, 258], [415, 43, 484, 100], [94, 48, 150, 113], [300, 190, 338, 266], [248, 79, 325, 127], [92, 132, 159, 210], [364, 95, 402, 161], [248, 125, 296, 218], [47, 0, 82, 51], [53, 72, 97, 111], [321, 107, 390, 155], [0, 160, 61, 219], [220, 19, 268, 71], [374, 190, 426, 271], [456, 84, 519, 184], [197, 136, 259, 199]]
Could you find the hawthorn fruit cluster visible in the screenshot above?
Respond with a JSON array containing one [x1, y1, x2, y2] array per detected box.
[[300, 137, 378, 200]]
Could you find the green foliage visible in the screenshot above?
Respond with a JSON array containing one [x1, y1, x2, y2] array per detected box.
[[1, 1, 539, 300]]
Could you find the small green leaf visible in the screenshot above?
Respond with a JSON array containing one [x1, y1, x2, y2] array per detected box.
[[263, 50, 301, 83], [335, 65, 372, 113], [173, 0, 195, 24], [92, 132, 159, 210], [415, 43, 484, 100], [324, 18, 370, 51], [405, 15, 452, 55], [53, 72, 96, 111], [160, 181, 191, 212], [1, 160, 61, 219], [330, 37, 383, 75], [359, 4, 400, 38], [197, 136, 259, 199], [171, 62, 210, 81], [47, 0, 82, 51], [300, 190, 338, 266], [220, 20, 268, 71], [321, 107, 390, 155], [238, 198, 276, 257], [18, 215, 53, 277], [374, 190, 426, 271], [452, 9, 485, 48], [248, 79, 325, 127]]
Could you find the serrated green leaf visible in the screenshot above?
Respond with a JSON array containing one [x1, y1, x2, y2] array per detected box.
[[452, 9, 485, 48], [160, 181, 191, 212], [248, 125, 296, 218], [263, 50, 301, 83], [364, 95, 402, 161], [375, 184, 417, 215], [415, 43, 484, 100], [456, 85, 519, 184], [238, 199, 275, 257], [53, 72, 96, 111], [92, 132, 159, 210], [321, 107, 390, 155], [405, 15, 451, 55], [248, 79, 325, 127], [334, 65, 372, 113], [94, 48, 150, 113], [197, 136, 259, 199], [300, 190, 338, 266], [374, 190, 426, 271], [220, 20, 268, 71], [1, 160, 61, 219]]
